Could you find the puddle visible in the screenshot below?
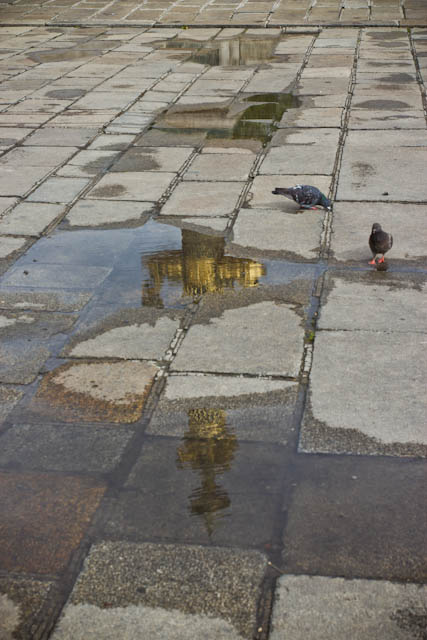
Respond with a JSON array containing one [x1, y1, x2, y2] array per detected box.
[[154, 34, 281, 67], [177, 408, 237, 535], [158, 92, 299, 145]]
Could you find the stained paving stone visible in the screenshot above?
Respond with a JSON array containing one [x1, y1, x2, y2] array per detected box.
[[147, 373, 298, 444], [0, 310, 77, 384], [318, 270, 427, 333], [65, 199, 153, 228], [87, 171, 175, 201], [51, 541, 266, 639], [64, 311, 181, 360], [0, 576, 55, 640], [104, 436, 290, 547], [27, 177, 91, 203], [270, 575, 427, 640], [0, 471, 105, 574], [172, 301, 305, 377], [110, 146, 193, 172], [337, 130, 427, 201], [0, 289, 92, 312], [87, 133, 135, 151], [27, 360, 159, 424], [348, 108, 426, 129], [0, 423, 134, 473], [0, 386, 23, 426], [183, 152, 255, 182], [0, 202, 65, 236], [282, 455, 427, 581], [160, 181, 245, 217], [300, 330, 427, 457], [248, 175, 332, 210], [230, 208, 323, 261], [330, 202, 427, 264]]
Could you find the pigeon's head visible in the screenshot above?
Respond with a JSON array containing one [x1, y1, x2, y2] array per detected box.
[[371, 222, 382, 234], [320, 194, 333, 211]]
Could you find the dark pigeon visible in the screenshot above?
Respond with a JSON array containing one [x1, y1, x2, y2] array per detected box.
[[272, 185, 332, 211], [369, 222, 393, 265]]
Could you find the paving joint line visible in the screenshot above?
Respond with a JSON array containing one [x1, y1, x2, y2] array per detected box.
[[408, 28, 427, 124]]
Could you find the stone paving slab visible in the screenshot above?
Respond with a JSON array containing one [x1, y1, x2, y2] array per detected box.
[[0, 289, 92, 312], [270, 575, 427, 640], [52, 541, 266, 640], [147, 373, 298, 444], [172, 300, 305, 377], [160, 181, 245, 217], [1, 263, 112, 289], [330, 202, 427, 264], [301, 330, 427, 457], [337, 130, 427, 201], [318, 270, 427, 333], [0, 471, 105, 574], [183, 152, 255, 182], [0, 423, 134, 474], [0, 385, 23, 426], [0, 202, 65, 236], [282, 455, 427, 581], [25, 360, 159, 424], [27, 176, 91, 203], [87, 171, 175, 201], [231, 208, 323, 261], [65, 199, 153, 228]]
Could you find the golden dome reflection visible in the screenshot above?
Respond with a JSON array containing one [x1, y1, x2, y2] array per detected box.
[[176, 408, 238, 537], [142, 229, 265, 306]]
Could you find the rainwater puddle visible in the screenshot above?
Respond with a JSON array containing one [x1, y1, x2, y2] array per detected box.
[[154, 33, 281, 67], [176, 408, 237, 535], [157, 92, 299, 145]]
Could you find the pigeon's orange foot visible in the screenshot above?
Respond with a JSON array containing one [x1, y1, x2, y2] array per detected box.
[[368, 258, 376, 265], [377, 256, 385, 264], [310, 206, 319, 210]]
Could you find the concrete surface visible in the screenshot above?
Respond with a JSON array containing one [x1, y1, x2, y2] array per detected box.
[[0, 9, 426, 640]]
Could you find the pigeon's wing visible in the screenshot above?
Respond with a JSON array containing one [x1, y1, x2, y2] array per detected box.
[[389, 234, 393, 250], [369, 233, 377, 255], [297, 185, 321, 206]]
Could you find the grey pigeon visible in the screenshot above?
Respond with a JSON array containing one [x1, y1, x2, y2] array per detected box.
[[369, 222, 393, 265], [272, 185, 332, 211]]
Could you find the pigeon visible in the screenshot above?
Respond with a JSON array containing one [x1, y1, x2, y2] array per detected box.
[[272, 185, 332, 211], [369, 222, 393, 265]]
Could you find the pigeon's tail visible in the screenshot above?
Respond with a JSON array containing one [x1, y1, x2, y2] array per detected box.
[[272, 187, 293, 196]]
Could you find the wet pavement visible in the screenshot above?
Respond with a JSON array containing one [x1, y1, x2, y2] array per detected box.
[[0, 6, 426, 640]]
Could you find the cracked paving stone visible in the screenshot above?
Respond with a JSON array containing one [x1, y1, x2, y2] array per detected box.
[[270, 575, 427, 640], [0, 423, 134, 474], [330, 202, 427, 264], [300, 330, 427, 457], [104, 436, 290, 547], [52, 541, 266, 639], [0, 471, 105, 574], [27, 360, 159, 424], [147, 373, 298, 445], [171, 301, 305, 377], [282, 455, 427, 581]]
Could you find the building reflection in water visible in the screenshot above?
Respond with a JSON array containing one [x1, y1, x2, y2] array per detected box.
[[176, 408, 238, 537], [141, 228, 265, 307]]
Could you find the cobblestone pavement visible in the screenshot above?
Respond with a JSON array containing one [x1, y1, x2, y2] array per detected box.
[[0, 4, 427, 639]]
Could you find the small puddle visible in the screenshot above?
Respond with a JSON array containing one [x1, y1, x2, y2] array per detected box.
[[176, 408, 237, 535], [157, 92, 299, 145], [154, 33, 281, 67]]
